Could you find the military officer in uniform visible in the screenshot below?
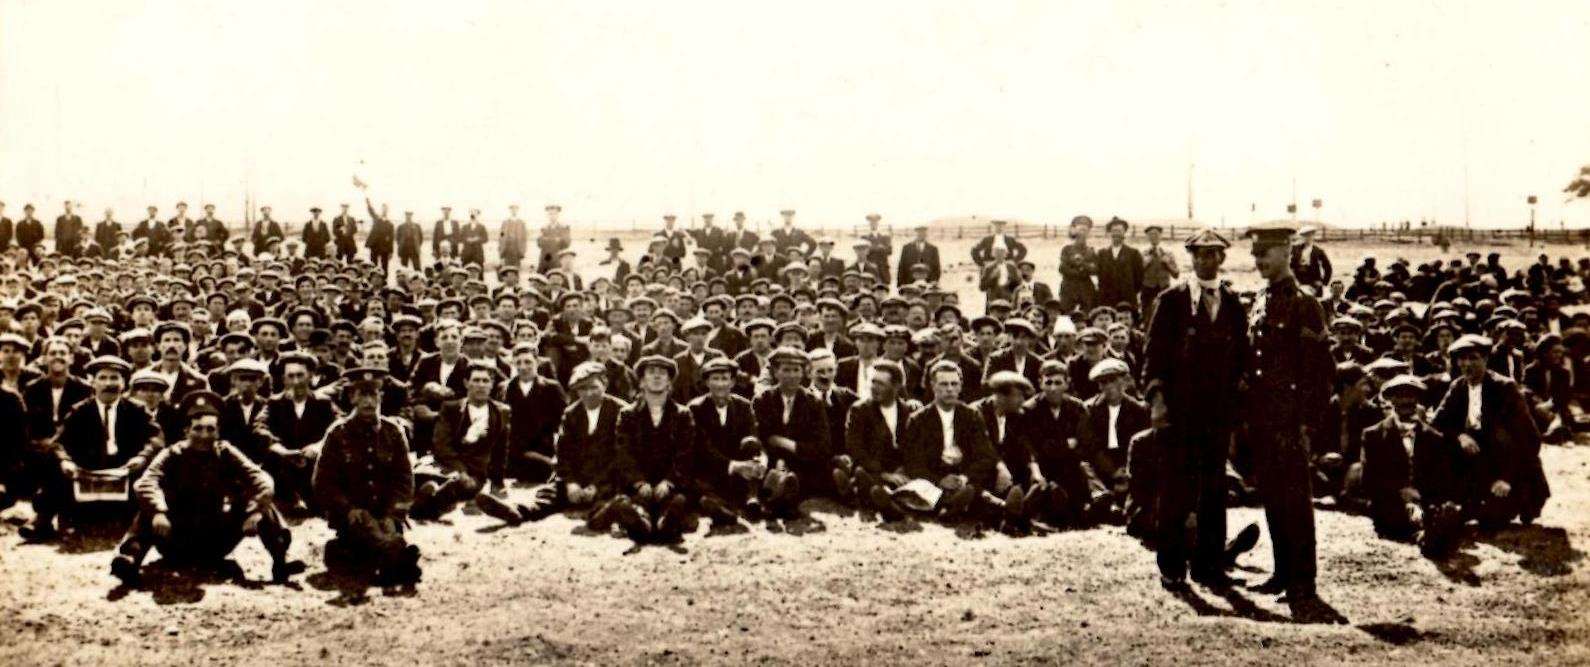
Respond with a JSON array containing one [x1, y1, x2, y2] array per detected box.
[[312, 368, 422, 586], [1142, 229, 1249, 590], [1242, 221, 1338, 621]]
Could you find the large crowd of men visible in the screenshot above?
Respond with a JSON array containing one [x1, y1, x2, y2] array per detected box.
[[0, 197, 1567, 620]]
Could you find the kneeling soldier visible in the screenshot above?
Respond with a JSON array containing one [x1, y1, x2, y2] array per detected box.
[[687, 357, 766, 526], [411, 361, 540, 525], [608, 355, 697, 542], [112, 391, 297, 585], [312, 368, 421, 586]]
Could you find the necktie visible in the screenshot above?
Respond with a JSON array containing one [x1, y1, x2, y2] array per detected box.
[[1201, 288, 1216, 319]]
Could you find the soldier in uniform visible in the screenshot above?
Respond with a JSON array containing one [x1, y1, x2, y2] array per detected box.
[[1242, 221, 1338, 621], [312, 368, 421, 586], [111, 391, 299, 586], [1142, 228, 1250, 590]]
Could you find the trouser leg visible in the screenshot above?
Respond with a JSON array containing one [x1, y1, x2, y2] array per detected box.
[[1191, 435, 1229, 576], [1255, 434, 1315, 595]]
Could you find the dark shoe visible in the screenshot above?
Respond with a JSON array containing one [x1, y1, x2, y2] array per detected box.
[[586, 497, 624, 532], [1287, 593, 1346, 624], [615, 501, 651, 541], [870, 486, 905, 523], [1160, 575, 1190, 592], [271, 560, 305, 584], [1224, 523, 1261, 566], [110, 556, 141, 586], [19, 519, 57, 542], [378, 545, 423, 586], [654, 496, 690, 542], [938, 486, 976, 518], [1191, 571, 1240, 591], [700, 497, 739, 527], [832, 468, 853, 500], [1248, 577, 1288, 595], [742, 497, 765, 521], [474, 493, 524, 526]]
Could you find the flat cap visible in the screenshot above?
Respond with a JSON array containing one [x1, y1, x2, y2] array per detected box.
[[86, 355, 133, 376], [1184, 228, 1231, 251], [1087, 358, 1130, 382], [1448, 334, 1493, 358], [635, 354, 679, 377]]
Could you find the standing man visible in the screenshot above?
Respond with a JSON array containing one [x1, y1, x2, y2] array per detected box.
[[252, 206, 284, 256], [970, 219, 1027, 267], [55, 200, 84, 258], [459, 209, 489, 267], [1095, 217, 1143, 309], [1139, 224, 1179, 321], [536, 204, 569, 273], [727, 212, 759, 255], [133, 206, 170, 257], [433, 206, 459, 260], [365, 197, 395, 271], [193, 204, 228, 249], [15, 204, 44, 261], [1243, 221, 1338, 621], [302, 207, 332, 260], [1142, 229, 1248, 590], [0, 200, 11, 252], [500, 204, 527, 270], [1058, 216, 1099, 313], [897, 223, 941, 285], [689, 212, 726, 272], [659, 215, 689, 265], [93, 208, 122, 259], [862, 213, 893, 284], [771, 209, 815, 256], [396, 210, 424, 271], [978, 246, 1022, 311], [1290, 226, 1333, 295], [332, 203, 359, 263]]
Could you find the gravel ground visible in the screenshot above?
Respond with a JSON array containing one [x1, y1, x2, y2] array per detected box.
[[0, 446, 1584, 665]]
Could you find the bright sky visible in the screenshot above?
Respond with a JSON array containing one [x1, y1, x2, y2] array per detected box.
[[2, 1, 1588, 229]]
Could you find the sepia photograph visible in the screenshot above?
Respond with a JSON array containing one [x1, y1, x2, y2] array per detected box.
[[0, 1, 1586, 664]]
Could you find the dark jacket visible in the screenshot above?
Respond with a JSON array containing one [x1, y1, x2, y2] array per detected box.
[[55, 398, 163, 471], [614, 399, 695, 487], [970, 233, 1027, 265], [1094, 244, 1144, 308], [686, 394, 758, 494], [262, 393, 341, 451], [313, 415, 414, 527], [1143, 281, 1249, 429], [901, 402, 998, 488], [1080, 395, 1150, 478], [135, 440, 273, 529], [1290, 243, 1333, 289], [1360, 415, 1459, 516], [974, 397, 1032, 483], [555, 395, 626, 488], [844, 397, 919, 476], [434, 398, 511, 486], [23, 376, 92, 440], [752, 387, 832, 472], [897, 239, 941, 284], [503, 375, 566, 471]]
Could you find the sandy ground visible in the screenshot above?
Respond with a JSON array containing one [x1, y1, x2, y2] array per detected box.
[[1, 235, 1587, 665], [0, 446, 1585, 666]]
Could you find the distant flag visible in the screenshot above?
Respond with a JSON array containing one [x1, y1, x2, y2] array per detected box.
[[1564, 165, 1590, 200], [352, 174, 368, 191]]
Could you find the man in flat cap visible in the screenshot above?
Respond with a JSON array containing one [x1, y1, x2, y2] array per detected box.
[[553, 362, 623, 514], [1242, 220, 1338, 620], [54, 200, 84, 258], [861, 213, 893, 284], [684, 356, 766, 526], [1290, 226, 1333, 295], [771, 209, 814, 256], [302, 207, 332, 260], [313, 368, 422, 586], [15, 203, 44, 261], [23, 356, 163, 540], [498, 204, 527, 271], [832, 358, 919, 516], [897, 223, 941, 286], [260, 352, 342, 513], [1431, 334, 1550, 530], [1095, 217, 1144, 309], [112, 391, 299, 586], [1142, 227, 1250, 589], [252, 205, 285, 257], [605, 355, 697, 542], [892, 360, 1007, 523], [1139, 224, 1179, 320], [750, 347, 832, 519], [1358, 375, 1464, 555], [1080, 358, 1148, 514]]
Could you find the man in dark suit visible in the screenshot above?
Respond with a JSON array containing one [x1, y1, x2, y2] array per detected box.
[[833, 358, 918, 505], [726, 211, 759, 254], [554, 363, 625, 511], [974, 371, 1042, 529], [702, 296, 747, 359], [365, 197, 395, 271], [301, 207, 332, 259], [0, 200, 11, 252], [970, 219, 1027, 267], [808, 299, 858, 359], [812, 239, 847, 280], [982, 318, 1044, 390], [897, 224, 941, 285], [54, 200, 84, 257], [458, 209, 489, 267], [607, 355, 697, 542], [891, 360, 1006, 522], [432, 206, 459, 259], [686, 357, 767, 525], [396, 211, 424, 271], [672, 317, 727, 404], [1021, 361, 1109, 527], [23, 337, 92, 442], [1359, 375, 1464, 554], [15, 203, 45, 260], [412, 362, 536, 525], [22, 357, 163, 540], [1141, 228, 1250, 589], [252, 206, 284, 256], [1289, 226, 1333, 294], [261, 352, 341, 511], [770, 209, 815, 256], [751, 347, 833, 518], [1432, 334, 1550, 529], [504, 342, 567, 484], [979, 246, 1022, 308], [835, 322, 887, 397], [92, 208, 121, 258], [808, 349, 859, 484], [861, 213, 894, 284], [1095, 217, 1144, 309], [1079, 359, 1149, 513], [409, 321, 472, 456]]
